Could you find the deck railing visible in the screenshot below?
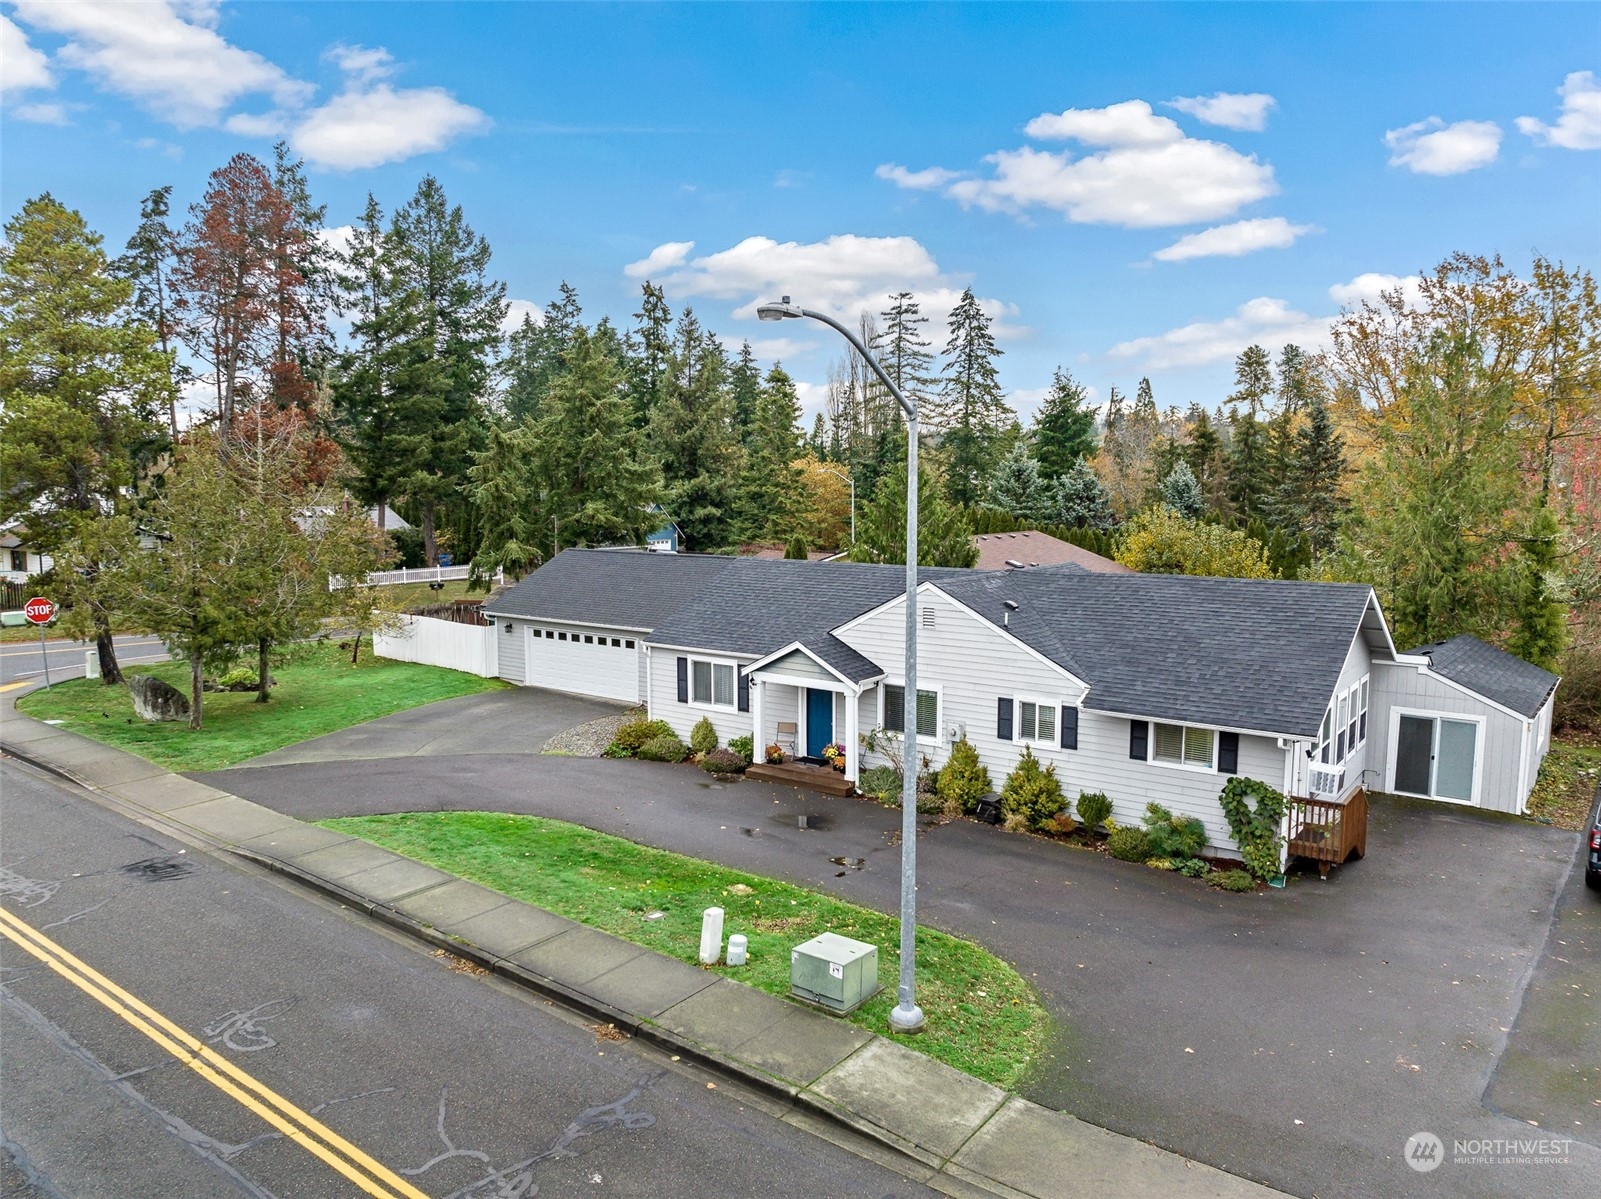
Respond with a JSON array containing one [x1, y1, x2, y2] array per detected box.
[[1286, 790, 1368, 877]]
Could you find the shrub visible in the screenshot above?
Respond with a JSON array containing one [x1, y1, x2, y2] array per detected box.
[[1142, 802, 1208, 862], [1107, 826, 1152, 862], [937, 739, 991, 814], [857, 765, 901, 801], [1176, 858, 1210, 878], [217, 665, 257, 690], [1075, 791, 1113, 831], [1210, 869, 1257, 893], [728, 734, 754, 762], [637, 734, 689, 763], [701, 748, 745, 774], [999, 746, 1066, 829], [1146, 857, 1176, 871], [1218, 777, 1287, 880], [602, 742, 634, 759], [689, 716, 719, 755], [1044, 812, 1078, 837], [614, 718, 674, 752]]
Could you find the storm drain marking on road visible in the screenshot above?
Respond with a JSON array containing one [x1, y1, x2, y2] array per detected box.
[[120, 855, 196, 883]]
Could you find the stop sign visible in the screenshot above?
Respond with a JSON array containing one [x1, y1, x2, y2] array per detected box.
[[23, 596, 56, 625]]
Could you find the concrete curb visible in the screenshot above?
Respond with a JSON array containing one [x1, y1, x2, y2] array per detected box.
[[2, 697, 1288, 1199]]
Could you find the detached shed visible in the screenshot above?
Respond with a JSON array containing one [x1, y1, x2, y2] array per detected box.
[[1370, 635, 1559, 814]]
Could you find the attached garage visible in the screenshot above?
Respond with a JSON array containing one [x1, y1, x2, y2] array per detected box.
[[1370, 635, 1559, 814], [525, 625, 641, 703]]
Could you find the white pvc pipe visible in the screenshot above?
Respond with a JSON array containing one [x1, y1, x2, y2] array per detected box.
[[699, 907, 725, 965]]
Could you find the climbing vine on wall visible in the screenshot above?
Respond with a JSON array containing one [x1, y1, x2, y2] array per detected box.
[[1219, 777, 1287, 880]]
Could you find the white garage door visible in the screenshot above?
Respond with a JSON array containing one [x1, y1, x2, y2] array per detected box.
[[526, 625, 639, 703]]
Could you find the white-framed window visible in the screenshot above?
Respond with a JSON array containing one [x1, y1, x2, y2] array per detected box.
[[1152, 722, 1215, 769], [883, 683, 939, 741], [689, 658, 737, 708], [1320, 674, 1370, 765], [1017, 699, 1058, 746]]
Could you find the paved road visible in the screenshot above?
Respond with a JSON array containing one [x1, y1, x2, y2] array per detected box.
[[0, 634, 170, 689], [202, 751, 1599, 1199], [0, 759, 936, 1199]]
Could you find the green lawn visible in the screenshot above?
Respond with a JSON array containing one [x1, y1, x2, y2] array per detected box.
[[16, 641, 506, 772], [320, 811, 1049, 1089]]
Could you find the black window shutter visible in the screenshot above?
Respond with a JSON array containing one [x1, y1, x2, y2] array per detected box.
[[1129, 720, 1148, 761], [736, 667, 749, 713], [997, 698, 1013, 741], [885, 685, 904, 733], [1060, 706, 1078, 750], [1218, 731, 1239, 774], [676, 656, 688, 703]]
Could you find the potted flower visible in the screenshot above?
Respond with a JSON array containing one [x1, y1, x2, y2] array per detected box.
[[822, 743, 847, 771], [765, 743, 785, 765]]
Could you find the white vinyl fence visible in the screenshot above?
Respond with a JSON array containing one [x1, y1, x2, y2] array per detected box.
[[330, 564, 502, 590], [375, 614, 499, 677]]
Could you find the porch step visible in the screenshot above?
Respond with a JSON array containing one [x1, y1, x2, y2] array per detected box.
[[744, 761, 856, 797]]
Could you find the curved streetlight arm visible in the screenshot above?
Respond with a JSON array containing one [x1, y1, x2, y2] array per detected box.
[[792, 307, 917, 422]]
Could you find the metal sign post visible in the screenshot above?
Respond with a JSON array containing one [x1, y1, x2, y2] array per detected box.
[[24, 597, 57, 688]]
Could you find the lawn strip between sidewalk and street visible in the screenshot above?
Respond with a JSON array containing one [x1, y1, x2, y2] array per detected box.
[[16, 641, 507, 772], [320, 810, 1049, 1090]]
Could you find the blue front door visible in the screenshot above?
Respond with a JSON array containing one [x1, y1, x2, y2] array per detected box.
[[806, 688, 834, 759]]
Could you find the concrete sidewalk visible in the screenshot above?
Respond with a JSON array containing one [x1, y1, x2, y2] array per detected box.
[[1, 702, 1285, 1199]]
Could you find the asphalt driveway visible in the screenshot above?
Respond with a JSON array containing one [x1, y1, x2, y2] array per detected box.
[[200, 749, 1595, 1199], [233, 687, 626, 767]]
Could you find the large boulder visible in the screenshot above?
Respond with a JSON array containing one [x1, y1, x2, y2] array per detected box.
[[128, 675, 191, 723]]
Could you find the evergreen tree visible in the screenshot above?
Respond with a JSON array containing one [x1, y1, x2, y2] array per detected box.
[[1276, 343, 1316, 416], [937, 287, 1013, 507], [784, 533, 809, 560], [1226, 344, 1275, 519], [1031, 366, 1098, 478], [502, 281, 582, 421], [1158, 460, 1205, 518], [872, 291, 938, 411], [736, 364, 805, 540], [1507, 504, 1567, 671], [809, 412, 827, 458], [267, 141, 332, 409], [1270, 393, 1346, 558], [385, 175, 508, 563], [465, 419, 543, 584], [0, 194, 171, 683], [729, 340, 763, 443], [118, 185, 186, 437], [1097, 380, 1161, 516], [626, 282, 672, 425], [986, 443, 1051, 524], [1182, 407, 1230, 515], [848, 463, 977, 567], [648, 311, 742, 549], [1051, 460, 1116, 530]]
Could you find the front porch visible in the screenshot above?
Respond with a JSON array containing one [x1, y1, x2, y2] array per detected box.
[[744, 758, 856, 797], [744, 640, 881, 786]]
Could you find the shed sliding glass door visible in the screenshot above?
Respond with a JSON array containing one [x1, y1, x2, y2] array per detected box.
[[1393, 714, 1477, 803]]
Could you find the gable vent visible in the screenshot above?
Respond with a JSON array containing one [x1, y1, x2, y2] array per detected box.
[[921, 607, 936, 630]]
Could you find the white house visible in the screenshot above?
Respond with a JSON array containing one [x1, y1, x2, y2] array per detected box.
[[483, 549, 1560, 864], [0, 523, 53, 585]]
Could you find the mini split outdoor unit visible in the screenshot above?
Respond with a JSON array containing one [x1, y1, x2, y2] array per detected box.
[[790, 932, 880, 1015]]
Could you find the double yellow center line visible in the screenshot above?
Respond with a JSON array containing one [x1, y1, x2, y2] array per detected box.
[[0, 905, 429, 1199]]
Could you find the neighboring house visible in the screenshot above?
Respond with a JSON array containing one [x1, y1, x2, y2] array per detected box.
[[484, 549, 1560, 860], [0, 524, 53, 584], [971, 530, 1131, 574]]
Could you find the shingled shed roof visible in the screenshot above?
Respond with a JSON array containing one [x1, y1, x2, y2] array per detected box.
[[1407, 634, 1560, 719]]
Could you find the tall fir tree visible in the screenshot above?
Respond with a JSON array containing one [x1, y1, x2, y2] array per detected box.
[[847, 463, 978, 567], [385, 175, 508, 563], [267, 141, 332, 409], [1270, 393, 1346, 558], [118, 185, 186, 437], [1182, 406, 1230, 515], [871, 291, 938, 412], [1031, 366, 1098, 478], [501, 281, 582, 421], [648, 310, 742, 549], [627, 281, 673, 425], [937, 287, 1013, 507], [729, 340, 763, 444], [1507, 504, 1567, 671], [736, 364, 805, 540]]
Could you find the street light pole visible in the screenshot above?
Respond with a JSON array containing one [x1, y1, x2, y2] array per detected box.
[[759, 296, 924, 1034], [818, 465, 856, 548]]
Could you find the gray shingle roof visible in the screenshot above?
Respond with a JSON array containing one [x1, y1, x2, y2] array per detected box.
[[647, 557, 970, 665], [935, 568, 1377, 737], [483, 549, 738, 630], [1407, 634, 1559, 718]]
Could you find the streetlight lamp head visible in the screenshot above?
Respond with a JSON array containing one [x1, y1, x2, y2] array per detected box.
[[757, 296, 803, 322]]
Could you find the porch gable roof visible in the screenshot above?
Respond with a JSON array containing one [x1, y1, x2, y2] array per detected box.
[[745, 636, 883, 687]]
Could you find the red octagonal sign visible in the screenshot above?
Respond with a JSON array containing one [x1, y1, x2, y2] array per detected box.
[[23, 596, 56, 625]]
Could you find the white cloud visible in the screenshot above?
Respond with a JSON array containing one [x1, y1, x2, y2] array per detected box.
[[290, 81, 488, 170], [315, 224, 357, 260], [716, 334, 818, 362], [624, 241, 695, 280], [1152, 217, 1316, 262], [1167, 92, 1277, 132], [793, 379, 829, 419], [14, 101, 71, 125], [1327, 272, 1424, 310], [327, 43, 394, 85], [627, 233, 1021, 337], [884, 99, 1277, 228], [1384, 117, 1502, 175], [1107, 297, 1335, 370], [1, 14, 52, 94], [874, 163, 960, 190], [11, 0, 311, 127], [1516, 70, 1601, 150], [502, 298, 543, 333]]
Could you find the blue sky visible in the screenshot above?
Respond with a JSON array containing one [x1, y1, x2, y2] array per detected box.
[[3, 2, 1597, 422]]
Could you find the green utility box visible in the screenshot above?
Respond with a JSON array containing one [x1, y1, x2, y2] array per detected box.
[[789, 932, 880, 1015]]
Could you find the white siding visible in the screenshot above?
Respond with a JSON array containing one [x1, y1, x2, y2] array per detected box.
[[645, 647, 756, 748], [839, 588, 1284, 855], [762, 649, 835, 684], [1297, 632, 1378, 800], [496, 619, 526, 684], [1369, 661, 1530, 813]]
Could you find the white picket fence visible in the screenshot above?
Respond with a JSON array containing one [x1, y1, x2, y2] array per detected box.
[[330, 564, 502, 590], [375, 613, 499, 677]]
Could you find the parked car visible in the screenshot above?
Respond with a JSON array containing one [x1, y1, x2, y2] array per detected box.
[[1587, 786, 1601, 893]]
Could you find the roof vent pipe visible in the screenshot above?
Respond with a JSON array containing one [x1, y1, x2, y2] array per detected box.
[[1003, 599, 1020, 628], [1004, 559, 1024, 570]]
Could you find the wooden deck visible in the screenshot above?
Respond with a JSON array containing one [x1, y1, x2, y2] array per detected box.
[[1287, 789, 1368, 877], [744, 760, 855, 797]]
